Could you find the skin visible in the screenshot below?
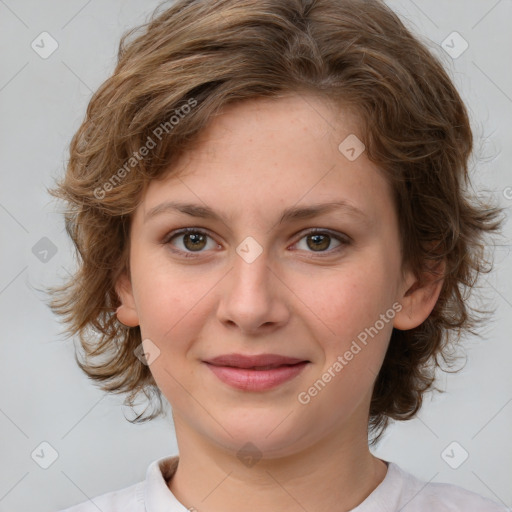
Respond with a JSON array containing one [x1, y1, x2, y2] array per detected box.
[[116, 92, 444, 512]]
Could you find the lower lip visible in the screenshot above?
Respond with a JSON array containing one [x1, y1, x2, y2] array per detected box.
[[204, 362, 309, 391]]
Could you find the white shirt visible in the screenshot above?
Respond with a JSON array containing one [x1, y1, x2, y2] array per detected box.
[[58, 455, 509, 511]]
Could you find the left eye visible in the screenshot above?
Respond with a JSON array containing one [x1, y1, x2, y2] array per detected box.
[[163, 228, 350, 258], [293, 229, 348, 255]]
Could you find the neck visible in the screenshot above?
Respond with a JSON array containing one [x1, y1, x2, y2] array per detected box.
[[167, 415, 388, 512]]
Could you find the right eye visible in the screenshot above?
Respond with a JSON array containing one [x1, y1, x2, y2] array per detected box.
[[163, 228, 220, 258]]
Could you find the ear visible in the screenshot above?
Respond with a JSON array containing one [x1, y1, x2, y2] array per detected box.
[[393, 258, 445, 331], [115, 270, 140, 327]]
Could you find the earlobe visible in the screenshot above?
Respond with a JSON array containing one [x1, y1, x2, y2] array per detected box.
[[115, 271, 140, 327], [393, 261, 445, 331]]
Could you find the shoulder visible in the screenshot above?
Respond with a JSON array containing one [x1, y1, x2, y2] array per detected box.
[[56, 454, 180, 512], [389, 463, 509, 512], [56, 481, 144, 512]]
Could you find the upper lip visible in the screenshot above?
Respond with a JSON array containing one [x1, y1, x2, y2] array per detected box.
[[204, 353, 308, 369]]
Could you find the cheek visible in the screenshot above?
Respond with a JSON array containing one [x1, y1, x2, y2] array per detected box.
[[136, 278, 202, 343], [296, 261, 396, 341], [294, 258, 397, 395], [130, 244, 210, 336], [134, 270, 206, 405]]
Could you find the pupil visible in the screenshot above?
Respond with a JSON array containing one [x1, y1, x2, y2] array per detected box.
[[308, 234, 329, 251], [185, 233, 206, 251]]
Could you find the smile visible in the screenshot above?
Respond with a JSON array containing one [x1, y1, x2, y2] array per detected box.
[[203, 361, 309, 391]]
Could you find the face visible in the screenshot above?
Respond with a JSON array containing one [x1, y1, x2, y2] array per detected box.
[[116, 93, 439, 458]]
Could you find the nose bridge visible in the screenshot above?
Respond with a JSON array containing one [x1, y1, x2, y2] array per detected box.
[[217, 235, 287, 333], [230, 236, 272, 303]]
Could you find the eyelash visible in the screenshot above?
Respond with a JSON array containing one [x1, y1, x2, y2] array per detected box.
[[162, 227, 351, 259]]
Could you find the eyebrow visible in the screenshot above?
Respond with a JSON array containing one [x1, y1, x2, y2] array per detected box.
[[144, 200, 370, 226]]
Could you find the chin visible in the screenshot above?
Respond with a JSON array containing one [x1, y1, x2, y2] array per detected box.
[[205, 418, 312, 460]]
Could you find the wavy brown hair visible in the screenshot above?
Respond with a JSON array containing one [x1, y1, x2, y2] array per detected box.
[[48, 0, 504, 443]]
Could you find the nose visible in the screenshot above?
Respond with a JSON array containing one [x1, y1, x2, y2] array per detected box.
[[216, 245, 290, 336]]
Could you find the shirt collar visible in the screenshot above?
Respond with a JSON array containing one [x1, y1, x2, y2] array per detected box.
[[145, 455, 189, 512], [144, 455, 400, 512], [349, 461, 402, 512]]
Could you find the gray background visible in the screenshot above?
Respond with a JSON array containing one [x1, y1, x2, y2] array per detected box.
[[0, 1, 511, 511]]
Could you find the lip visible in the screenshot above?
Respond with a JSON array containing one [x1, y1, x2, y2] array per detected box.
[[203, 353, 310, 391], [205, 353, 307, 368]]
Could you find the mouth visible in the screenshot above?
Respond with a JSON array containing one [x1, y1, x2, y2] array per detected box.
[[204, 353, 309, 369], [202, 354, 310, 391], [232, 363, 301, 370]]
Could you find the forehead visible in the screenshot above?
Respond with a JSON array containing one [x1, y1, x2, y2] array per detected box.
[[137, 93, 395, 230], [192, 93, 363, 152]]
